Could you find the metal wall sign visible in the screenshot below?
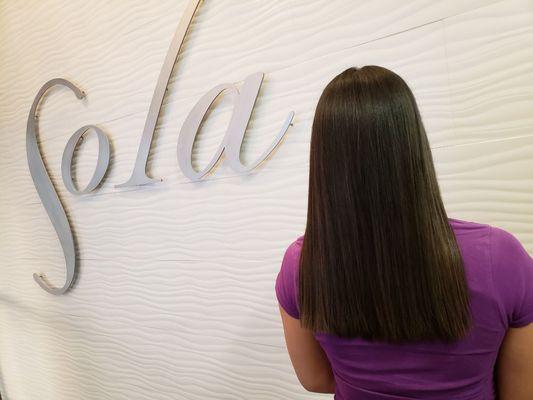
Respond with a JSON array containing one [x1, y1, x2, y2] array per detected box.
[[26, 0, 295, 295]]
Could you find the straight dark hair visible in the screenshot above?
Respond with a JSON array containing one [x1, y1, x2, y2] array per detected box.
[[299, 65, 471, 343]]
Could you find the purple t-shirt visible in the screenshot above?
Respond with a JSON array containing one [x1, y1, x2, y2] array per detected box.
[[275, 217, 533, 399]]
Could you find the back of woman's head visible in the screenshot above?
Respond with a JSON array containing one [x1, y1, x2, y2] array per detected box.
[[300, 65, 471, 343]]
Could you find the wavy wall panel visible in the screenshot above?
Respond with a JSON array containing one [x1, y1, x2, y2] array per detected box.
[[0, 0, 531, 399]]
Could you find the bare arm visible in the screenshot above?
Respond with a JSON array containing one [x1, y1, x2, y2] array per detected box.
[[278, 305, 336, 393], [496, 323, 533, 400]]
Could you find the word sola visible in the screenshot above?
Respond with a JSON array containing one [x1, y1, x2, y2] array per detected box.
[[26, 0, 294, 295]]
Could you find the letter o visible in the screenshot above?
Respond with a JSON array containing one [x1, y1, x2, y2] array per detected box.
[[61, 125, 110, 194]]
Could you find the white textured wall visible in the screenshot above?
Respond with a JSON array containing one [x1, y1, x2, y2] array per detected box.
[[0, 0, 532, 399]]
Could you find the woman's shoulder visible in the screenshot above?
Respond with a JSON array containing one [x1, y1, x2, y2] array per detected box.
[[448, 217, 492, 256], [449, 217, 531, 285], [488, 223, 531, 276], [283, 233, 303, 250], [283, 235, 304, 265], [487, 223, 533, 328], [275, 235, 305, 319], [448, 216, 491, 235]]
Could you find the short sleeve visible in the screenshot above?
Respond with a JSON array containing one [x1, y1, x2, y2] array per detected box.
[[490, 226, 533, 328], [275, 237, 302, 319]]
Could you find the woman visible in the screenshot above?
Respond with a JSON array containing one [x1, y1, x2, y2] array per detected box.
[[275, 66, 533, 399]]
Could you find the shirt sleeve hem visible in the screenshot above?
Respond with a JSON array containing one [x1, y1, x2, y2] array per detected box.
[[275, 281, 300, 319], [277, 301, 300, 319], [509, 315, 533, 328]]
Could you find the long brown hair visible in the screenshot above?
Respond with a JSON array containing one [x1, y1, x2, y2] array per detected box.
[[299, 65, 471, 343]]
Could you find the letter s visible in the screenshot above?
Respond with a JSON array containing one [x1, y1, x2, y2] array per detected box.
[[26, 78, 84, 295]]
